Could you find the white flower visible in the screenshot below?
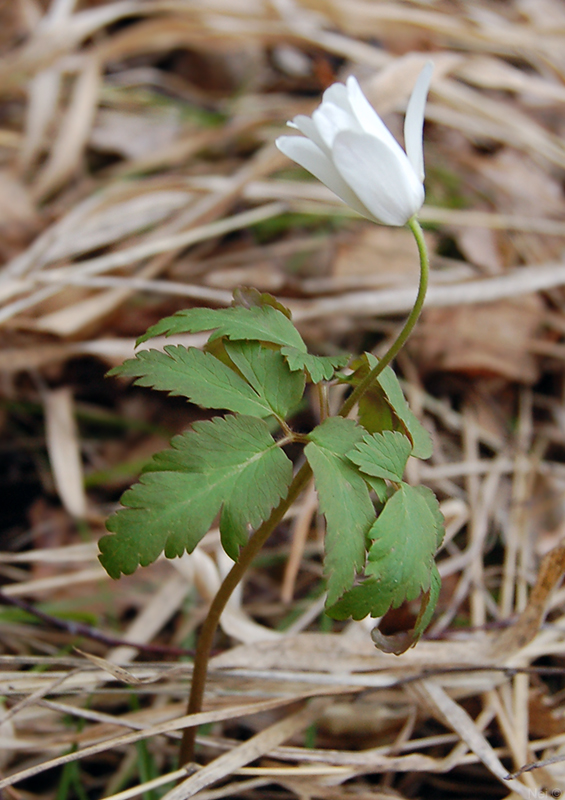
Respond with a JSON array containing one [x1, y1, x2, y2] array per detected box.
[[275, 63, 433, 227]]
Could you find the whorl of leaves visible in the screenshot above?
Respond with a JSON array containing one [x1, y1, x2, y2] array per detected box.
[[101, 293, 444, 647]]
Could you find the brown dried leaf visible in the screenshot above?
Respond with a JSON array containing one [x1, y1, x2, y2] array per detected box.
[[412, 680, 532, 799], [0, 169, 38, 256], [0, 693, 334, 794], [455, 54, 565, 104], [43, 386, 86, 518], [456, 226, 502, 274], [362, 50, 460, 116], [20, 66, 64, 172], [332, 225, 430, 287], [90, 108, 182, 161], [493, 542, 565, 658], [42, 189, 193, 263], [33, 56, 101, 201], [478, 149, 565, 218], [529, 686, 565, 739], [74, 649, 146, 685], [409, 295, 545, 383], [162, 700, 330, 800], [205, 263, 285, 292]]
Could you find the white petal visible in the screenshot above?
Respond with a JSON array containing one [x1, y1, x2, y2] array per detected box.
[[289, 114, 328, 153], [312, 102, 360, 149], [404, 61, 433, 182], [275, 135, 374, 219], [321, 81, 350, 111], [332, 131, 424, 226], [345, 76, 405, 157]]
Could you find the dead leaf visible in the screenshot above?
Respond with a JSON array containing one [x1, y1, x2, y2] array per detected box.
[[0, 169, 38, 257], [493, 542, 565, 657], [0, 693, 336, 794], [41, 189, 193, 263], [90, 108, 182, 160], [455, 54, 565, 104], [0, 169, 36, 230], [363, 51, 460, 116], [456, 226, 502, 274], [74, 649, 146, 685], [33, 56, 101, 201], [205, 263, 285, 292], [333, 225, 424, 285], [411, 680, 532, 799], [529, 685, 565, 739], [475, 149, 565, 263], [409, 295, 545, 383], [43, 386, 86, 518], [161, 699, 330, 800], [0, 699, 15, 770], [20, 65, 64, 172], [478, 149, 565, 218]]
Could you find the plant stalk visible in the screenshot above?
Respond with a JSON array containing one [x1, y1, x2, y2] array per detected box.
[[339, 217, 429, 418], [178, 460, 313, 766], [178, 215, 430, 766]]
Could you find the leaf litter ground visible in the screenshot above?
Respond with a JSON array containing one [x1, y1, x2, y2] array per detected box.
[[2, 1, 565, 799]]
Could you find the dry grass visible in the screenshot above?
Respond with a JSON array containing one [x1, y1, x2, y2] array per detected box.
[[2, 0, 565, 798]]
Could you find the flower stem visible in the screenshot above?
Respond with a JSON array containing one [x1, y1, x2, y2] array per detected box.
[[178, 216, 430, 767], [338, 217, 429, 418], [178, 460, 313, 766]]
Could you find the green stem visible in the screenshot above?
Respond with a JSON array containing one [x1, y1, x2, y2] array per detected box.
[[178, 215, 430, 767], [338, 217, 429, 418], [178, 461, 313, 766], [316, 382, 329, 422]]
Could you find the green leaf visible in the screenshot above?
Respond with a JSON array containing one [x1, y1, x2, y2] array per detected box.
[[137, 305, 306, 351], [99, 415, 293, 576], [366, 482, 442, 605], [341, 355, 432, 459], [366, 355, 433, 460], [358, 390, 396, 436], [110, 346, 291, 419], [414, 485, 446, 549], [363, 474, 388, 504], [327, 482, 444, 628], [347, 430, 412, 482], [281, 346, 351, 383], [305, 417, 375, 606], [224, 340, 305, 419], [339, 356, 410, 442], [325, 577, 389, 621]]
